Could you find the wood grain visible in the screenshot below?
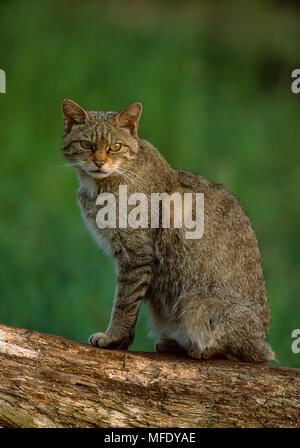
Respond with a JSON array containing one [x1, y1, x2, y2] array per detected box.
[[0, 323, 299, 428]]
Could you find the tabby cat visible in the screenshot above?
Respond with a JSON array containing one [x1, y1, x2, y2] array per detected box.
[[61, 99, 275, 362]]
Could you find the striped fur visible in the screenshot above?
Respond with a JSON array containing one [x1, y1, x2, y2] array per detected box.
[[62, 99, 275, 362]]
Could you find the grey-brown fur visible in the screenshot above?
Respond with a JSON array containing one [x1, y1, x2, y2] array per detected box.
[[61, 99, 275, 362]]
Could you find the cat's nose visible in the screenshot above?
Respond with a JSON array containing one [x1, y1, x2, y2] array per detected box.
[[94, 159, 105, 168]]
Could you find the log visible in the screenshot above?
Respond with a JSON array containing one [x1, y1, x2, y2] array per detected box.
[[0, 323, 299, 428]]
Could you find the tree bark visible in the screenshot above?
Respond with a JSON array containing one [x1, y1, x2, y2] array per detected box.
[[0, 323, 299, 428]]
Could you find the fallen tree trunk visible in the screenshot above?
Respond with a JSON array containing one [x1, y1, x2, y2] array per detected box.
[[0, 323, 299, 428]]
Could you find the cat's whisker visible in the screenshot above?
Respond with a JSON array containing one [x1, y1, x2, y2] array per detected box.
[[55, 161, 82, 169], [117, 168, 137, 184], [118, 167, 137, 180], [118, 169, 135, 179], [120, 173, 137, 184], [117, 173, 131, 184]]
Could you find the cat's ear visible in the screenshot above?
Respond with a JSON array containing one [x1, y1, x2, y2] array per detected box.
[[116, 102, 142, 138], [62, 99, 90, 134]]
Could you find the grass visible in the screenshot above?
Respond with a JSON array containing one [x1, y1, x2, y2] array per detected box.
[[0, 0, 299, 367]]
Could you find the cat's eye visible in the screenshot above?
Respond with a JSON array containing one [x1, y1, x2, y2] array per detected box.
[[108, 143, 122, 152], [81, 140, 93, 151]]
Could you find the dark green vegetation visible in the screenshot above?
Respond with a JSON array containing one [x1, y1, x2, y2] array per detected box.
[[0, 0, 299, 367]]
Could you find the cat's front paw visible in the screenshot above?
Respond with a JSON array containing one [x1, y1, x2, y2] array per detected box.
[[88, 331, 133, 349], [89, 332, 109, 347]]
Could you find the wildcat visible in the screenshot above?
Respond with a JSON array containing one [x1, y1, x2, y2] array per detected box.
[[61, 99, 275, 362]]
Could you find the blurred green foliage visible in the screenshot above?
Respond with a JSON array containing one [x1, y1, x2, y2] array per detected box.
[[0, 0, 299, 367]]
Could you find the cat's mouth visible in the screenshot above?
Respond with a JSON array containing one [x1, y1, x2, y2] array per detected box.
[[87, 167, 112, 178]]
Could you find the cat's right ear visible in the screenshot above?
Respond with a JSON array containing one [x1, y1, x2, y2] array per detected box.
[[62, 99, 90, 135]]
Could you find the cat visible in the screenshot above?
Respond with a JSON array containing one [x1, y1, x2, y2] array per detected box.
[[61, 98, 275, 362]]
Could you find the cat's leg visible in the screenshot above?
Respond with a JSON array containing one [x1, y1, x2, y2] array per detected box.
[[188, 345, 238, 360], [149, 305, 189, 354], [186, 345, 233, 361], [156, 337, 186, 354], [89, 260, 153, 350]]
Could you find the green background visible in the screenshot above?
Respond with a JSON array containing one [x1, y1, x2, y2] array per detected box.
[[0, 0, 299, 367]]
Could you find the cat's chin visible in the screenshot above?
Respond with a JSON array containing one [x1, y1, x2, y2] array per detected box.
[[83, 167, 113, 179]]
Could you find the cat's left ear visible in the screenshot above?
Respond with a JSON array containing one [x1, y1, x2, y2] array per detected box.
[[62, 99, 90, 135], [116, 102, 142, 138]]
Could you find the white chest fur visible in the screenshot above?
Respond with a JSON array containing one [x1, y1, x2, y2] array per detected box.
[[77, 174, 112, 255]]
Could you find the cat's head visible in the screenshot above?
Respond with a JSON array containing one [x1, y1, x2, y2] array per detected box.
[[62, 99, 142, 179]]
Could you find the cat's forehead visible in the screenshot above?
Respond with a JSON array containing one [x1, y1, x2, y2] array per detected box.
[[85, 111, 118, 139], [63, 109, 129, 144], [88, 110, 117, 120]]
